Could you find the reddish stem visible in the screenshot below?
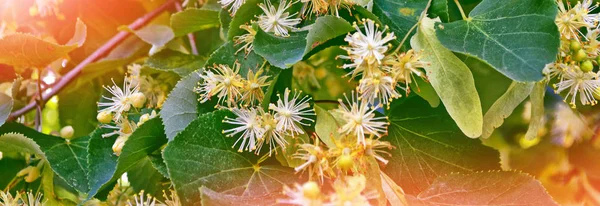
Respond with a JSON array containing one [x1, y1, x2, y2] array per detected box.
[[8, 0, 177, 121], [175, 2, 199, 55]]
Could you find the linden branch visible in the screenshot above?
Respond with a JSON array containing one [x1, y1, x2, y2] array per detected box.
[[175, 2, 199, 55], [8, 0, 178, 121]]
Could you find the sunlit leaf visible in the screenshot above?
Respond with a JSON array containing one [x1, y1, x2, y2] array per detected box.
[[411, 17, 482, 138], [481, 81, 534, 138]]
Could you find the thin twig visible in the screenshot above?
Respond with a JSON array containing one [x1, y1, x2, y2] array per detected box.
[[454, 0, 468, 20], [7, 0, 177, 121], [175, 2, 199, 55], [393, 0, 433, 53], [35, 68, 44, 132], [314, 100, 339, 104]]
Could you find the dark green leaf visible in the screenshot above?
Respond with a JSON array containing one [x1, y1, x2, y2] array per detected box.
[[253, 29, 308, 69], [145, 49, 205, 77], [304, 16, 354, 55], [226, 0, 262, 40], [171, 9, 221, 37], [429, 0, 449, 22], [0, 123, 90, 193], [163, 110, 299, 205], [128, 157, 170, 199], [372, 0, 428, 48], [59, 83, 100, 137], [86, 118, 167, 199], [383, 97, 500, 195], [435, 0, 560, 81]]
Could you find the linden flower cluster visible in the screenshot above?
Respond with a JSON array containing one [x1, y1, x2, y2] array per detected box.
[[0, 190, 44, 206], [222, 88, 315, 156], [278, 175, 378, 206], [97, 65, 160, 156], [293, 126, 392, 183], [195, 63, 315, 155], [300, 0, 355, 17], [545, 0, 600, 107], [339, 19, 429, 108]]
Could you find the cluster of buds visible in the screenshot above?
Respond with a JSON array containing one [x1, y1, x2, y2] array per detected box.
[[339, 19, 429, 109], [96, 65, 162, 156], [545, 0, 600, 108]]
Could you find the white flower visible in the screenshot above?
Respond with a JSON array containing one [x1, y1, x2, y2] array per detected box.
[[339, 19, 395, 77], [233, 24, 257, 55], [556, 0, 589, 39], [293, 140, 332, 182], [195, 64, 245, 108], [98, 78, 141, 122], [128, 191, 158, 206], [223, 108, 264, 152], [573, 0, 599, 28], [269, 88, 315, 136], [241, 69, 270, 106], [334, 92, 389, 146], [551, 103, 589, 147], [382, 49, 429, 94], [543, 63, 570, 82], [219, 0, 246, 15], [255, 112, 287, 156], [257, 0, 302, 37], [357, 70, 400, 107], [554, 69, 600, 107]]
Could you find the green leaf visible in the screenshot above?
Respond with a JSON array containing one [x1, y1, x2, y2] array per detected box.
[[128, 157, 170, 199], [314, 105, 341, 148], [410, 77, 440, 108], [226, 0, 262, 40], [205, 42, 265, 74], [0, 19, 86, 69], [254, 16, 354, 69], [435, 0, 560, 81], [171, 9, 220, 37], [200, 186, 282, 206], [0, 93, 13, 127], [411, 17, 483, 138], [372, 0, 428, 48], [0, 123, 91, 193], [160, 72, 203, 141], [59, 83, 100, 137], [86, 118, 167, 199], [148, 154, 170, 178], [481, 81, 534, 138], [383, 97, 500, 195], [525, 81, 546, 140], [304, 16, 354, 55], [429, 0, 449, 22], [163, 110, 300, 205], [253, 29, 309, 69], [410, 171, 558, 205], [145, 49, 205, 77]]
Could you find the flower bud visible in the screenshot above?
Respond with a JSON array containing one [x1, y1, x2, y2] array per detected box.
[[131, 92, 146, 108], [302, 181, 320, 199], [337, 154, 354, 171], [570, 40, 582, 51], [573, 49, 587, 62], [112, 135, 129, 156], [581, 60, 594, 72], [97, 111, 113, 124], [60, 126, 75, 140], [139, 114, 150, 125]]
